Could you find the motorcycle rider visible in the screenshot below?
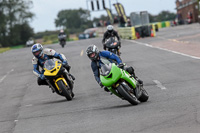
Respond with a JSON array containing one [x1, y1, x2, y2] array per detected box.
[[86, 45, 142, 91], [58, 29, 66, 45], [102, 25, 121, 56], [31, 43, 75, 89]]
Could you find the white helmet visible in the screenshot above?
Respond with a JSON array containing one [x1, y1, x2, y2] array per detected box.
[[31, 43, 43, 58], [107, 25, 113, 32]]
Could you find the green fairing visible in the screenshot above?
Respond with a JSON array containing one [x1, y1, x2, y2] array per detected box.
[[100, 64, 121, 87], [121, 70, 137, 89], [100, 63, 137, 98]]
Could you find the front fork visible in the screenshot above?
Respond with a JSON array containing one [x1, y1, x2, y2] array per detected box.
[[45, 78, 56, 93], [107, 86, 121, 98]]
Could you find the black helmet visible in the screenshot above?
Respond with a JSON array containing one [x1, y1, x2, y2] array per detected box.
[[86, 45, 99, 61]]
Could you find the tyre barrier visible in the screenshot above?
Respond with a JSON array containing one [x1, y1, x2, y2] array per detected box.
[[118, 24, 156, 40], [118, 21, 173, 40]]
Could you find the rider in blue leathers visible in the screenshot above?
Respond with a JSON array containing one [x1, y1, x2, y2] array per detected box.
[[86, 45, 142, 91], [31, 43, 74, 86]]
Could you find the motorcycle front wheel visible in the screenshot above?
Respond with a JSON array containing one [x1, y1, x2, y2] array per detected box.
[[117, 83, 139, 105], [57, 80, 72, 100]]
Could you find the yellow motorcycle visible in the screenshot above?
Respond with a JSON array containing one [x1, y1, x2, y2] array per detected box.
[[43, 59, 74, 100]]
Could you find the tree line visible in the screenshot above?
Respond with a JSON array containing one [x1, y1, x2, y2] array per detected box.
[[149, 11, 176, 23], [0, 0, 34, 47]]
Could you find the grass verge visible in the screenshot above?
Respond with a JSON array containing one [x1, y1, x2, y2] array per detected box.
[[0, 47, 11, 53]]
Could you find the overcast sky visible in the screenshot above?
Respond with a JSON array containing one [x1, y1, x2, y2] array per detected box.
[[30, 0, 176, 32]]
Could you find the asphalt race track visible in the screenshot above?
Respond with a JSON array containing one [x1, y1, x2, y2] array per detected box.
[[0, 25, 200, 133]]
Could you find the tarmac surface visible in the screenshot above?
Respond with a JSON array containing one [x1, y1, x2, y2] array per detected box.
[[0, 23, 200, 133]]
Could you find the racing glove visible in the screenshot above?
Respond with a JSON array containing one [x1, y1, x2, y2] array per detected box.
[[62, 60, 68, 65], [63, 61, 71, 72], [39, 74, 45, 80], [118, 63, 124, 68]]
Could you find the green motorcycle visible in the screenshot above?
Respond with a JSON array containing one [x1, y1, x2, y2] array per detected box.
[[100, 61, 149, 105]]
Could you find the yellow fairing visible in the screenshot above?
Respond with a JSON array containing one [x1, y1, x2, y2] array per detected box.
[[44, 61, 62, 76], [55, 78, 68, 91]]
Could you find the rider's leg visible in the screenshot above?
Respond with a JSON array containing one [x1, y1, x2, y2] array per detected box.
[[123, 65, 143, 85], [63, 64, 75, 80]]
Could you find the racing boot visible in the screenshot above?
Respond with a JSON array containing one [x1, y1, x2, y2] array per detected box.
[[104, 87, 110, 92], [71, 91, 75, 98], [63, 69, 75, 81], [135, 77, 143, 85], [130, 73, 143, 85], [69, 73, 75, 80]]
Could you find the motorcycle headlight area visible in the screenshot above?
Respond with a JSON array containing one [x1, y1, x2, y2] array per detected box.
[[44, 59, 56, 70]]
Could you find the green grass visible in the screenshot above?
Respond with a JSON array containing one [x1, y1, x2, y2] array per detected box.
[[10, 45, 24, 49], [0, 47, 11, 53], [0, 45, 25, 53]]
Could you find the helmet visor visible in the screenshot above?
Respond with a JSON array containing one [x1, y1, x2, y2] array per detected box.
[[33, 50, 42, 57], [89, 52, 96, 58]]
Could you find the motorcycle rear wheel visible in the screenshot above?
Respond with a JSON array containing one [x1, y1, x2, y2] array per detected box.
[[138, 88, 149, 102], [57, 80, 72, 100]]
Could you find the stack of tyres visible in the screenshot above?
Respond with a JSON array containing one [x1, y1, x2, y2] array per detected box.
[[141, 25, 153, 37], [135, 26, 142, 38], [142, 25, 150, 37], [134, 25, 154, 38]]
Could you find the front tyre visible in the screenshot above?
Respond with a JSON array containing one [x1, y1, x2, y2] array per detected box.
[[57, 80, 72, 100], [117, 83, 139, 105]]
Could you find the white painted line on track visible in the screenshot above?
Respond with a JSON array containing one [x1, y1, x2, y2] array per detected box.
[[153, 80, 167, 90], [0, 69, 14, 83], [25, 104, 33, 107], [129, 40, 200, 60], [80, 49, 84, 56]]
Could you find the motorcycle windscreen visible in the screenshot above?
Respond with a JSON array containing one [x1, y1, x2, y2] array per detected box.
[[44, 59, 55, 70], [105, 37, 119, 49], [100, 63, 122, 87], [100, 64, 112, 76]]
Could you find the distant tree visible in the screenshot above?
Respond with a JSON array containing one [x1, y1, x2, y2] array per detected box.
[[34, 30, 60, 39], [149, 11, 176, 23], [55, 8, 92, 33], [0, 0, 34, 47], [93, 14, 109, 22]]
